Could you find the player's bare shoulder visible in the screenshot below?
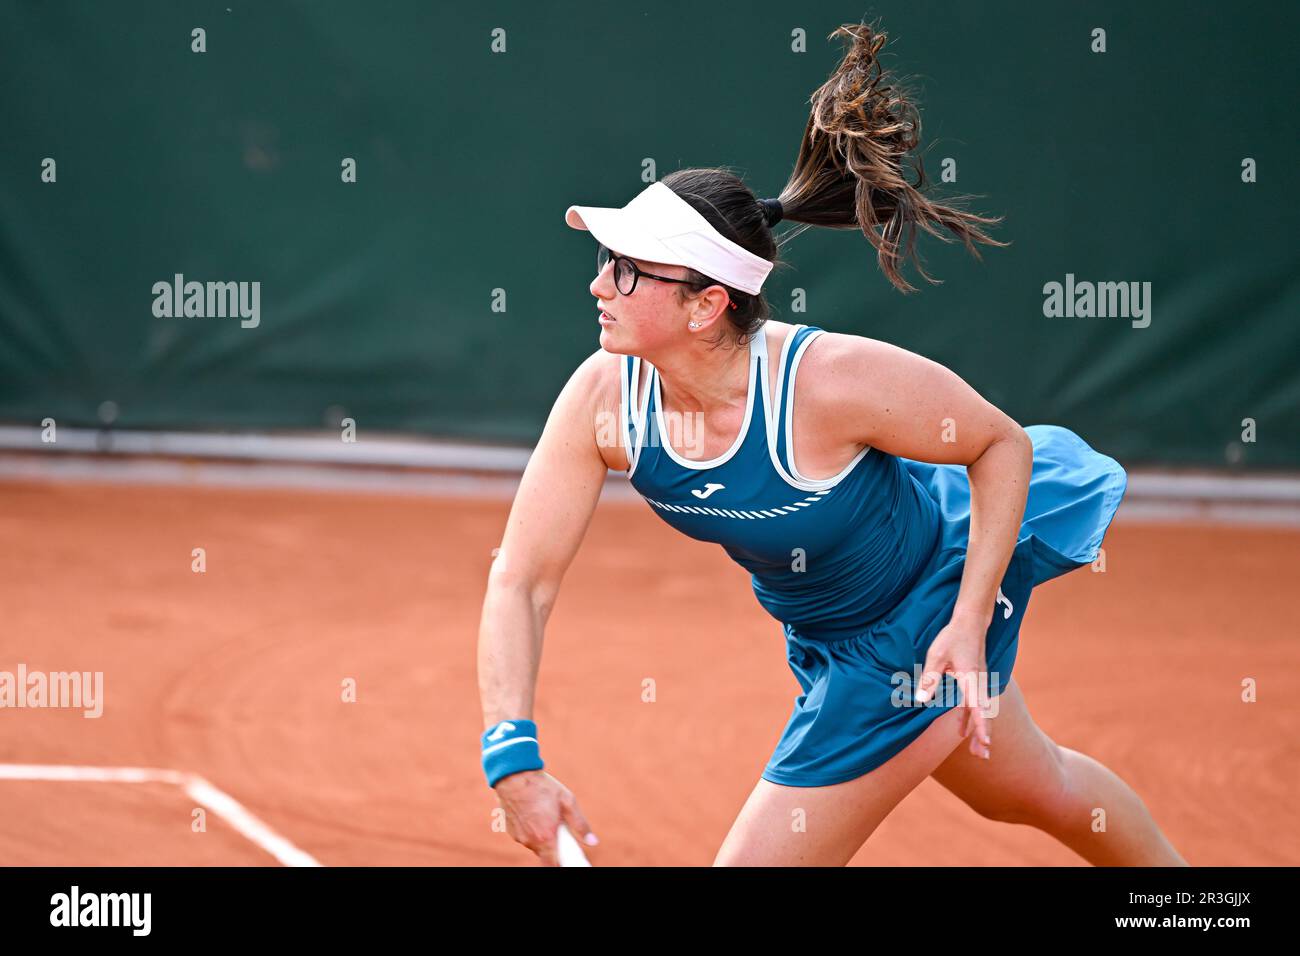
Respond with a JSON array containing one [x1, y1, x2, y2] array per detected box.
[[568, 346, 628, 473], [792, 330, 912, 436], [798, 329, 929, 394], [796, 330, 880, 401], [795, 329, 956, 446]]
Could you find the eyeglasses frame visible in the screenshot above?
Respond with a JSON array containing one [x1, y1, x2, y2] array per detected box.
[[597, 244, 739, 311]]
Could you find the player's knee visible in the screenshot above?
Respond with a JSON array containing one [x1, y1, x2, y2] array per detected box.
[[970, 739, 1071, 828], [1000, 740, 1073, 828]]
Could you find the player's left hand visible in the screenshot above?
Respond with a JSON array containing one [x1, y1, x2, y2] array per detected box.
[[914, 613, 994, 759]]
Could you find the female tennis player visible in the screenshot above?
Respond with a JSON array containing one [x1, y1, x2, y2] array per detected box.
[[478, 21, 1187, 867]]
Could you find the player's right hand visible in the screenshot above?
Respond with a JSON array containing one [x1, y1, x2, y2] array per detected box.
[[493, 769, 598, 866]]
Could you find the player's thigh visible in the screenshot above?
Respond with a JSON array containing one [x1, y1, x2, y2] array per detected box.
[[714, 705, 969, 866], [928, 677, 1068, 824]]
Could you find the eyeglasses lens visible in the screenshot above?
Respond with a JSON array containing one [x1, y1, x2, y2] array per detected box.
[[597, 245, 635, 294]]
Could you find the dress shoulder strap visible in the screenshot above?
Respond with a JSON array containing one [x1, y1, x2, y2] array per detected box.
[[621, 354, 652, 476], [773, 325, 825, 476]]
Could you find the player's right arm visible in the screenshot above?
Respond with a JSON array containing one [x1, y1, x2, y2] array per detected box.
[[476, 348, 616, 863]]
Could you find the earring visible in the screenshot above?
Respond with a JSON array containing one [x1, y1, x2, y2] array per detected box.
[[688, 321, 699, 329]]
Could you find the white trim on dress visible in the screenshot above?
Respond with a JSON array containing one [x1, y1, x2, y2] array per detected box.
[[763, 325, 873, 492], [625, 355, 651, 479], [651, 324, 766, 471]]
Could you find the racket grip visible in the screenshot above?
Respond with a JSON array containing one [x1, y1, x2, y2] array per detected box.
[[555, 823, 592, 867]]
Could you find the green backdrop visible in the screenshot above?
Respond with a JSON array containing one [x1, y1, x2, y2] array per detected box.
[[1, 1, 1295, 467]]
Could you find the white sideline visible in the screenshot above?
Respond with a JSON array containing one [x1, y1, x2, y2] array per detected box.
[[0, 451, 638, 501], [0, 425, 531, 471], [1, 425, 1299, 526], [1, 424, 1298, 501], [0, 763, 322, 867], [2, 453, 1299, 525]]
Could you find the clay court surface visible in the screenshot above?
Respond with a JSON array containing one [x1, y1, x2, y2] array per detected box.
[[1, 476, 1297, 866]]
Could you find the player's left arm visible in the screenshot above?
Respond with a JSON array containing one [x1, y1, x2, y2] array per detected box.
[[801, 331, 1033, 626]]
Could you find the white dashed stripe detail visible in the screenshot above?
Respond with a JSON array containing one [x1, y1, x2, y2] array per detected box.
[[642, 489, 836, 520]]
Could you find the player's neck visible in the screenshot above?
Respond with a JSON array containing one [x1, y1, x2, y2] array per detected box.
[[651, 334, 751, 415]]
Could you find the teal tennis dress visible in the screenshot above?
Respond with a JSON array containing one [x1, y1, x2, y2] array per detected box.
[[619, 323, 1127, 787]]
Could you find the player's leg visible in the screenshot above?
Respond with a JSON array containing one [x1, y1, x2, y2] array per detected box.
[[713, 704, 969, 866], [928, 677, 1188, 865]]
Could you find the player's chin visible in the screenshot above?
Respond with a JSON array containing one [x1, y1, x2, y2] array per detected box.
[[597, 324, 624, 352]]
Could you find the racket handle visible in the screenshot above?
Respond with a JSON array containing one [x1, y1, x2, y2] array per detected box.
[[555, 823, 592, 867]]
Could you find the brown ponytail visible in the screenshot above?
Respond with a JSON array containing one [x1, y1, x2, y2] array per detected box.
[[776, 19, 1008, 292]]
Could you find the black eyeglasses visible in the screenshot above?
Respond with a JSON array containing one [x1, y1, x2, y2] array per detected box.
[[597, 244, 738, 310]]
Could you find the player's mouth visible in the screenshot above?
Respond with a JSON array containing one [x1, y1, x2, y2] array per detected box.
[[599, 310, 616, 325]]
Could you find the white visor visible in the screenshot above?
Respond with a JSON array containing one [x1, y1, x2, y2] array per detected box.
[[565, 181, 774, 296]]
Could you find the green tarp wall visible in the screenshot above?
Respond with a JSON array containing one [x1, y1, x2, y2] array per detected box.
[[1, 1, 1295, 467]]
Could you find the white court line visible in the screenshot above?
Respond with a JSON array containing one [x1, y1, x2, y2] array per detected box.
[[0, 425, 532, 472], [0, 763, 322, 867], [2, 425, 1299, 501], [2, 452, 1298, 526], [0, 452, 640, 502], [3, 442, 1300, 528]]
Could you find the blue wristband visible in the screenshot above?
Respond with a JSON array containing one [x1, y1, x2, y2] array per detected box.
[[481, 718, 545, 788]]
